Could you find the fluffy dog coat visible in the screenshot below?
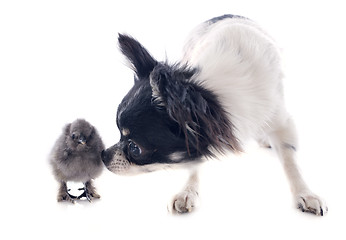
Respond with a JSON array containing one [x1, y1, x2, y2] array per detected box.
[[102, 15, 327, 215]]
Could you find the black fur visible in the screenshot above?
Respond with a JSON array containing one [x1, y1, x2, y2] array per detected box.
[[116, 81, 190, 165], [103, 34, 240, 167], [150, 63, 239, 156], [118, 33, 157, 80]]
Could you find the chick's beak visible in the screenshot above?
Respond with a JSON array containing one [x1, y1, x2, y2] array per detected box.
[[78, 135, 87, 145]]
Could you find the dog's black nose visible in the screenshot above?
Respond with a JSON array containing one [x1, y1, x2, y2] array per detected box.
[[101, 150, 106, 162], [101, 149, 111, 165]]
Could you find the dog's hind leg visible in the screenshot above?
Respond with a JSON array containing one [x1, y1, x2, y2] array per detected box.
[[169, 168, 199, 214], [268, 116, 327, 216]]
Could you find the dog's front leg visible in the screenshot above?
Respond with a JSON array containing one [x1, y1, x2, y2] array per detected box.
[[169, 168, 199, 214]]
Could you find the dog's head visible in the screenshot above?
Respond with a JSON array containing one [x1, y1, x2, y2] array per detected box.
[[102, 34, 240, 175]]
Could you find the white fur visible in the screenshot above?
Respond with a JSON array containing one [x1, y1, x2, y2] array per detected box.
[[182, 17, 284, 144], [168, 168, 199, 213], [172, 17, 327, 215]]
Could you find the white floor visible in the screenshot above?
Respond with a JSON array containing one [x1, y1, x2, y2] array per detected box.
[[1, 1, 346, 239]]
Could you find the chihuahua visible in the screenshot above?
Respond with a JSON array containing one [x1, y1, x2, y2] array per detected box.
[[102, 14, 327, 215]]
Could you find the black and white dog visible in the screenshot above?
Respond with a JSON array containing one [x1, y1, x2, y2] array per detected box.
[[102, 15, 327, 215]]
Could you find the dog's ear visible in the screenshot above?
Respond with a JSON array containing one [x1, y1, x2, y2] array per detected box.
[[118, 34, 158, 80], [150, 64, 195, 107], [150, 64, 240, 155]]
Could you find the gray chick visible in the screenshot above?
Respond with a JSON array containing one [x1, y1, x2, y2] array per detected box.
[[50, 119, 104, 203]]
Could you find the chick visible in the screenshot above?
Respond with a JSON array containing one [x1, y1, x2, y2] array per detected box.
[[50, 119, 104, 203]]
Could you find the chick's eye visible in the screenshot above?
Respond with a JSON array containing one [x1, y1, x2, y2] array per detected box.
[[71, 133, 76, 140], [128, 140, 141, 158]]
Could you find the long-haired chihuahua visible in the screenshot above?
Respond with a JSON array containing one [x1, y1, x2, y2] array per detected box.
[[102, 14, 327, 215]]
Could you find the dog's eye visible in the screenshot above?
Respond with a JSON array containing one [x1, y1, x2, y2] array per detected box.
[[128, 140, 142, 158], [71, 133, 76, 140]]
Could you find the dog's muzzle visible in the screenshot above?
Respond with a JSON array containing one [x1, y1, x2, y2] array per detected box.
[[101, 143, 130, 174]]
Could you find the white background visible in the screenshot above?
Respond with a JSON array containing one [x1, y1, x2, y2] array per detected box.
[[1, 0, 345, 239]]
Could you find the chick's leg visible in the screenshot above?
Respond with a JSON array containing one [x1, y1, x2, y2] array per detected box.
[[57, 181, 77, 203], [78, 180, 100, 202]]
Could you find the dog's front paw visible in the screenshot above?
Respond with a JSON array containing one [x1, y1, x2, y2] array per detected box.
[[296, 191, 328, 216], [169, 190, 199, 214]]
